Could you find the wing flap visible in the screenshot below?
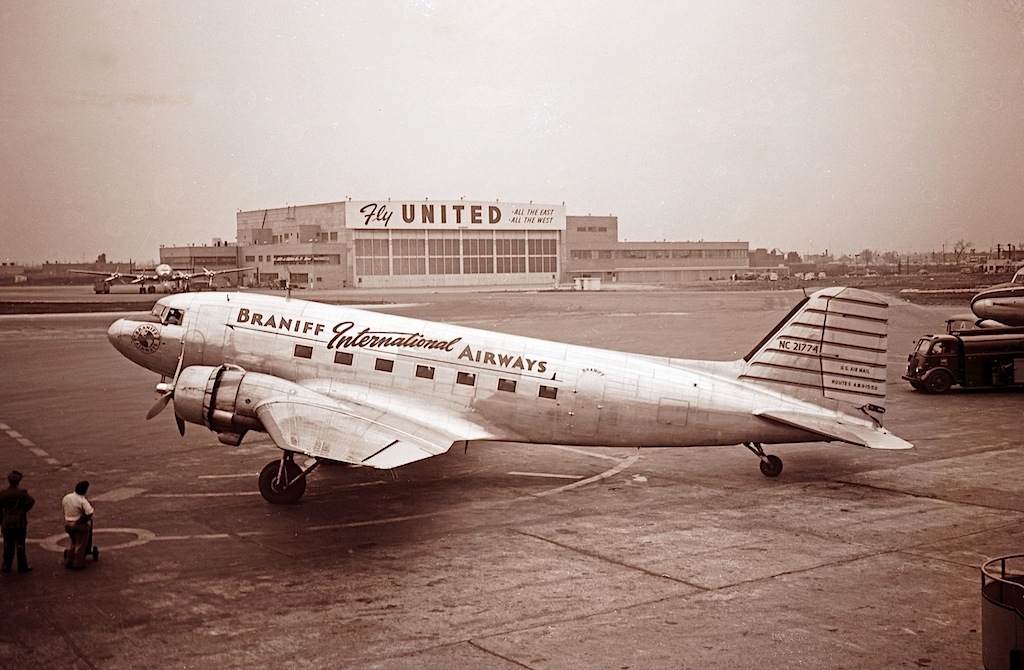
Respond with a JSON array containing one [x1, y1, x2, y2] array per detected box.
[[255, 397, 454, 468], [755, 409, 914, 450]]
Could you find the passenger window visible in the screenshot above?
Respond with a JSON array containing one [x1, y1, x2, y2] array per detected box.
[[932, 342, 946, 355], [294, 344, 313, 359], [456, 371, 476, 386], [539, 385, 558, 399], [375, 358, 394, 373], [334, 351, 353, 365], [497, 378, 517, 393], [416, 365, 435, 379]]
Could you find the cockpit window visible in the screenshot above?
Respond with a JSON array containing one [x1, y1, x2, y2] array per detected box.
[[1012, 269, 1024, 285], [164, 308, 183, 326], [151, 304, 184, 325]]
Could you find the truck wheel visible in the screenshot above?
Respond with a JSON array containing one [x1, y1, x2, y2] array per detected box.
[[925, 369, 954, 394]]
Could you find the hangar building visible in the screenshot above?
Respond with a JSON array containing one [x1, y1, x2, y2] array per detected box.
[[159, 199, 752, 290]]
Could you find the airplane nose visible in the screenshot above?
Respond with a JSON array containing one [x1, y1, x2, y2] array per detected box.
[[106, 317, 183, 377], [107, 318, 127, 349]]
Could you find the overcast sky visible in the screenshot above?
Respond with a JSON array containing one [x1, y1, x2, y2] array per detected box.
[[2, 1, 1023, 264]]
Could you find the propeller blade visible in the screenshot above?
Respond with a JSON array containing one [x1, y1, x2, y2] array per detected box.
[[146, 392, 172, 420], [146, 339, 186, 423]]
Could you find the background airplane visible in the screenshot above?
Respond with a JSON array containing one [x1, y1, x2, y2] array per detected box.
[[106, 286, 913, 504], [970, 267, 1024, 327], [126, 263, 255, 293]]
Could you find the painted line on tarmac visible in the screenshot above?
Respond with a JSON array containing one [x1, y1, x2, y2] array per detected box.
[[148, 491, 262, 498], [508, 471, 583, 480], [0, 420, 63, 466], [36, 528, 158, 553], [548, 444, 631, 463], [516, 452, 642, 500], [307, 512, 440, 531], [34, 528, 253, 553]]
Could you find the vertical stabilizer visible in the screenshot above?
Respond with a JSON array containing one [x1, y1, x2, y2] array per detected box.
[[740, 287, 889, 408]]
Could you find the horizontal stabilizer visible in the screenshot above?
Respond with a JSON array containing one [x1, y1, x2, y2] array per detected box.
[[755, 409, 914, 450]]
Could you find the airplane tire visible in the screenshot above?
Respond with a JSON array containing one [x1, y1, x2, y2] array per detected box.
[[925, 369, 954, 394], [258, 460, 306, 504], [759, 455, 783, 477]]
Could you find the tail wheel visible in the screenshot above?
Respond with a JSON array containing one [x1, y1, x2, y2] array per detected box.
[[745, 442, 784, 478], [925, 369, 954, 394], [258, 459, 306, 504]]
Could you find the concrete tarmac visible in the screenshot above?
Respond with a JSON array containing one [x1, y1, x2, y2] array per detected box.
[[0, 287, 1019, 669]]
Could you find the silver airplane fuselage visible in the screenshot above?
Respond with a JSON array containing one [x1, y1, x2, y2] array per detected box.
[[107, 292, 852, 449]]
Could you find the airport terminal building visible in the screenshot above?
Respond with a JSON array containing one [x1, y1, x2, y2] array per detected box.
[[160, 199, 752, 289]]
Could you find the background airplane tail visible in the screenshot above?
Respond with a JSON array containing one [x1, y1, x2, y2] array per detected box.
[[740, 287, 889, 410]]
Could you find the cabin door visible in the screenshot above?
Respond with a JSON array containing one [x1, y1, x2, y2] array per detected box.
[[569, 368, 606, 436]]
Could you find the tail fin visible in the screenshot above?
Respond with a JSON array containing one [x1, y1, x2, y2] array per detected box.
[[740, 287, 889, 409]]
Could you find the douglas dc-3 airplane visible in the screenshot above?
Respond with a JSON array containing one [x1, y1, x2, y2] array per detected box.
[[106, 286, 913, 504]]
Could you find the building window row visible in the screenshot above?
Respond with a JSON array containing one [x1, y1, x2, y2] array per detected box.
[[570, 248, 746, 260]]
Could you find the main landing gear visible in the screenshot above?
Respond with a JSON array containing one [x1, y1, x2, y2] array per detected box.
[[744, 442, 783, 477], [258, 452, 321, 504]]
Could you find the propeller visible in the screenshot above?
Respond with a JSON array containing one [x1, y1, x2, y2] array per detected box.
[[146, 344, 186, 436], [145, 386, 171, 419]]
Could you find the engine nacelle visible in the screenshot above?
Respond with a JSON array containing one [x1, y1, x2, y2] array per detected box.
[[172, 364, 317, 443]]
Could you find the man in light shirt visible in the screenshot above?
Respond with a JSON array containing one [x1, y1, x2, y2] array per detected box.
[[62, 481, 95, 570]]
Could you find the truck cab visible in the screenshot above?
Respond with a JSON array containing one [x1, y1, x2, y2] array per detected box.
[[904, 329, 1024, 393]]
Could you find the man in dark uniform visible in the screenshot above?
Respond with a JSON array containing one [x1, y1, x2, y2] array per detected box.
[[0, 470, 35, 574]]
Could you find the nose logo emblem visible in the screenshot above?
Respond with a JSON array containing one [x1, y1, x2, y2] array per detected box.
[[131, 324, 161, 354]]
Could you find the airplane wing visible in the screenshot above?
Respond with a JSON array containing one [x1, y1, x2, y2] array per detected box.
[[754, 409, 913, 450], [187, 266, 255, 280], [253, 391, 485, 468], [209, 266, 255, 275], [69, 269, 122, 281]]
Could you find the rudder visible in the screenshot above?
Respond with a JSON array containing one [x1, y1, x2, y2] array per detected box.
[[740, 287, 889, 409]]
